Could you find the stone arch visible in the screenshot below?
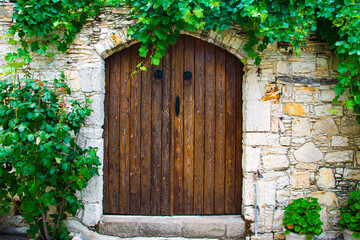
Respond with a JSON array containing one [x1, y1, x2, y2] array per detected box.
[[92, 28, 248, 61]]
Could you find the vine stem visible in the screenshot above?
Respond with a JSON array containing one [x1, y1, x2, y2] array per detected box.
[[42, 213, 50, 240]]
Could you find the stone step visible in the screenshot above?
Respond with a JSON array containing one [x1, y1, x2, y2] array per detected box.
[[98, 215, 246, 239]]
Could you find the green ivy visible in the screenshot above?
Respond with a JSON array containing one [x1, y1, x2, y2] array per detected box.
[[0, 69, 100, 239]]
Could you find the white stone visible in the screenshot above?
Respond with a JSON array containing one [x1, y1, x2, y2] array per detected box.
[[81, 175, 103, 203], [262, 155, 289, 170], [258, 180, 276, 207], [314, 104, 343, 117], [341, 118, 360, 135], [325, 150, 353, 164], [272, 208, 285, 230], [84, 94, 105, 128], [308, 191, 339, 207], [290, 171, 310, 189], [277, 61, 290, 75], [80, 67, 105, 93], [320, 90, 337, 102], [292, 118, 311, 137], [293, 142, 323, 163], [292, 138, 306, 144], [276, 189, 290, 206], [291, 61, 316, 74], [243, 146, 261, 172], [280, 137, 291, 146], [313, 117, 339, 135], [331, 136, 349, 147], [243, 175, 255, 206], [244, 69, 264, 101], [315, 168, 335, 189], [294, 87, 317, 103], [344, 169, 360, 181], [244, 133, 279, 146], [244, 101, 271, 131], [81, 203, 102, 226]]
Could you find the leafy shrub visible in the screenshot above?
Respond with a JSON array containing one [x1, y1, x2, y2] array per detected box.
[[283, 197, 323, 240], [0, 71, 100, 240], [339, 190, 360, 239]]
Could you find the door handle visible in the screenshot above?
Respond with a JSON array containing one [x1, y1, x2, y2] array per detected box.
[[175, 95, 180, 117]]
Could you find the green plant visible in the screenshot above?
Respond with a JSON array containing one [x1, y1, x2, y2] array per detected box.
[[339, 189, 360, 239], [6, 0, 360, 124], [283, 197, 323, 240], [0, 67, 100, 240]]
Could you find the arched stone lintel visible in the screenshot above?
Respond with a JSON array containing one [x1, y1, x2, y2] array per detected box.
[[92, 28, 248, 62]]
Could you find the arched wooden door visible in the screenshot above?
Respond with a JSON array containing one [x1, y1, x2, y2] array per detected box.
[[104, 35, 243, 215]]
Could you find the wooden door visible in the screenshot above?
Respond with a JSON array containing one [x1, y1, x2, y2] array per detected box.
[[104, 35, 243, 215]]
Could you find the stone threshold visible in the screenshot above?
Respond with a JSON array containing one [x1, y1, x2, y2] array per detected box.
[[98, 215, 246, 239]]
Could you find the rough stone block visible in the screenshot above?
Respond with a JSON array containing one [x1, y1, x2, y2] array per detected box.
[[225, 216, 246, 238], [244, 133, 280, 146], [315, 104, 343, 117], [316, 57, 329, 77], [139, 217, 182, 237], [182, 217, 225, 238], [277, 61, 290, 75], [263, 84, 281, 102], [244, 101, 271, 131], [280, 137, 291, 146], [325, 150, 353, 164], [344, 169, 360, 181], [292, 118, 310, 137], [341, 118, 360, 135], [293, 142, 323, 163], [243, 175, 255, 205], [315, 168, 335, 189], [294, 86, 318, 103], [313, 117, 339, 135], [80, 67, 105, 93], [243, 146, 261, 172], [291, 61, 315, 74], [258, 180, 276, 207], [81, 175, 103, 203], [98, 216, 140, 238], [290, 171, 310, 189], [244, 69, 264, 101], [308, 191, 339, 207], [263, 155, 289, 170], [283, 103, 307, 116], [81, 203, 102, 227], [86, 94, 105, 127], [331, 136, 349, 147], [272, 208, 285, 230]]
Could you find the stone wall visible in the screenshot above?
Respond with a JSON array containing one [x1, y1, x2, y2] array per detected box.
[[1, 2, 359, 239]]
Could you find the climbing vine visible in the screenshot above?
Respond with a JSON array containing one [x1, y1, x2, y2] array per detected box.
[[8, 0, 360, 122]]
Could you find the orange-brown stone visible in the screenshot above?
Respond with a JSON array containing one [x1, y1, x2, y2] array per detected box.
[[111, 34, 121, 45], [263, 84, 281, 101], [283, 103, 306, 116]]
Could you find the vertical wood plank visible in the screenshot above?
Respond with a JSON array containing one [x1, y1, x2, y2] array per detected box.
[[204, 42, 216, 215], [129, 45, 141, 214], [140, 55, 152, 215], [103, 55, 110, 213], [214, 47, 226, 214], [225, 53, 236, 214], [119, 47, 131, 214], [193, 39, 205, 215], [151, 59, 163, 215], [108, 54, 121, 213], [183, 36, 195, 214], [161, 47, 171, 215], [235, 60, 244, 213], [173, 36, 184, 215]]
